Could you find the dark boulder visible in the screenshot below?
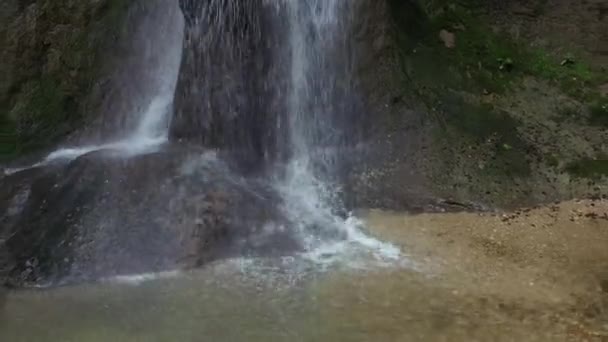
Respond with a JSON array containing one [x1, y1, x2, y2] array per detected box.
[[0, 145, 299, 288], [171, 1, 286, 171]]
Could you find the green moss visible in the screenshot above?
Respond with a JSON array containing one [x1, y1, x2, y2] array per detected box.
[[528, 51, 601, 100], [390, 0, 510, 94], [388, 0, 607, 180], [389, 1, 541, 178], [0, 0, 133, 160], [390, 0, 605, 100], [566, 159, 608, 179], [390, 0, 531, 94]]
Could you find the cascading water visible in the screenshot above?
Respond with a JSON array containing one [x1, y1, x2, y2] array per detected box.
[[172, 0, 279, 170], [276, 0, 400, 263], [176, 0, 401, 263], [5, 1, 184, 174], [1, 0, 401, 288]]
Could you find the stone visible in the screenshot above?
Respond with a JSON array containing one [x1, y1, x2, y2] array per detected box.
[[0, 0, 180, 157], [439, 29, 456, 48], [0, 146, 300, 287], [373, 34, 388, 52], [171, 1, 283, 171]]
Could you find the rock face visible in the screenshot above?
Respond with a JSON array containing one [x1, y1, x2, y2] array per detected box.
[[172, 0, 371, 175], [1, 0, 606, 288], [346, 0, 608, 210], [0, 0, 180, 160], [0, 148, 298, 287], [171, 1, 284, 170], [1, 0, 121, 157]]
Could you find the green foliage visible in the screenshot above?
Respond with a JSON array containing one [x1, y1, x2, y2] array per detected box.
[[388, 0, 607, 181], [390, 0, 605, 98]]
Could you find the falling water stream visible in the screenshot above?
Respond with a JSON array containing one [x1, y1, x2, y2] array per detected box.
[[3, 1, 603, 341], [3, 2, 184, 173], [5, 0, 400, 266], [1, 1, 406, 340], [277, 0, 400, 263]]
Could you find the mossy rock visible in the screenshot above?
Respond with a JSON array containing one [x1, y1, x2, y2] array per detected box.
[[0, 0, 132, 160], [389, 0, 606, 99], [384, 0, 607, 207]]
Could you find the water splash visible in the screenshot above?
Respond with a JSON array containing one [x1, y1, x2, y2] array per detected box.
[[3, 96, 172, 175], [104, 270, 181, 286], [4, 2, 182, 175], [277, 0, 403, 266], [3, 0, 405, 276]]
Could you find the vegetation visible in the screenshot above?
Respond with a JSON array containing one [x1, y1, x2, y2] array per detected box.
[[0, 0, 131, 161], [390, 0, 606, 97], [383, 0, 607, 206]]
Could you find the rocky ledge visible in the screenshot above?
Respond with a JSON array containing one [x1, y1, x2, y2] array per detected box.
[[0, 145, 299, 288]]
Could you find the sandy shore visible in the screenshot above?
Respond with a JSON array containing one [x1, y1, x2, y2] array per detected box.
[[361, 200, 608, 340]]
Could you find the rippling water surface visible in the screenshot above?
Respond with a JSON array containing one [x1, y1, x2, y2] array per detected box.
[[0, 255, 576, 342]]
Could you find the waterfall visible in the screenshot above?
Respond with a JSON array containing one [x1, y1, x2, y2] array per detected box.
[[275, 0, 400, 262], [171, 0, 401, 262], [7, 1, 184, 172], [2, 1, 400, 287]]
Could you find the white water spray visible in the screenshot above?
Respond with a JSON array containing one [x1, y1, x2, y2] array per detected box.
[[279, 0, 402, 265], [4, 2, 183, 175]]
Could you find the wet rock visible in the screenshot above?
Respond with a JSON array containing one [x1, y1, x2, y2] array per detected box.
[[0, 145, 299, 287], [439, 29, 456, 48], [178, 0, 205, 26], [171, 1, 284, 170], [1, 0, 170, 155]]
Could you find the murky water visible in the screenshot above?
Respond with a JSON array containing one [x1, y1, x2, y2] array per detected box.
[[4, 202, 608, 341], [0, 269, 568, 342], [0, 245, 592, 342]]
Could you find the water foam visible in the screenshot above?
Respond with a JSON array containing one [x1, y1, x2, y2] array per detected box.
[[277, 0, 405, 269], [4, 2, 182, 176], [278, 155, 404, 270], [44, 92, 174, 163], [3, 99, 170, 176], [4, 50, 178, 176], [104, 270, 181, 286]]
